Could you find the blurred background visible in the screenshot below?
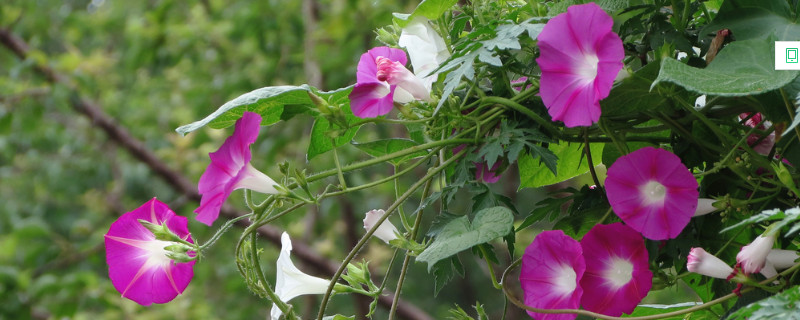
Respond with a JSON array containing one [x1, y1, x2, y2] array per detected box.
[[0, 0, 543, 319]]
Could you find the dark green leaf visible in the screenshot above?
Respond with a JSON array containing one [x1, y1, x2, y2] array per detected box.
[[728, 286, 800, 320], [417, 207, 514, 270], [652, 38, 800, 96]]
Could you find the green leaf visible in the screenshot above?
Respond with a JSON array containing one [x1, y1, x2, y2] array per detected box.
[[351, 139, 427, 166], [431, 257, 464, 297], [728, 285, 800, 320], [602, 62, 682, 117], [652, 38, 800, 97], [307, 103, 360, 160], [176, 85, 350, 136], [702, 1, 797, 41], [720, 208, 797, 233], [393, 0, 459, 27], [322, 315, 355, 320], [519, 141, 603, 188], [416, 207, 514, 270]]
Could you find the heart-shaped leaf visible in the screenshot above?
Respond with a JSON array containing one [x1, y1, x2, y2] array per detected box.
[[416, 206, 513, 270]]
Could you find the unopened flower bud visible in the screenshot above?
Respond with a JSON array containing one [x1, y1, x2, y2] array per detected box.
[[737, 234, 777, 274], [363, 209, 400, 244], [687, 247, 734, 279]]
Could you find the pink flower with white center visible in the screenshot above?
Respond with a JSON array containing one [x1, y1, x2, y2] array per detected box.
[[104, 198, 195, 306], [687, 247, 734, 279], [271, 232, 335, 320], [349, 47, 431, 118], [737, 234, 777, 274], [740, 113, 775, 155], [579, 223, 652, 316], [519, 230, 585, 320], [604, 147, 699, 240], [363, 209, 400, 244], [195, 112, 280, 226], [536, 3, 623, 127]]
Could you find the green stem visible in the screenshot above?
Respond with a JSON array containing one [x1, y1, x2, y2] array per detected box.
[[585, 128, 601, 188], [304, 138, 475, 184], [394, 165, 412, 232], [315, 149, 468, 320], [480, 96, 560, 137], [198, 213, 253, 251], [331, 138, 348, 190], [249, 230, 290, 318], [478, 244, 503, 290], [390, 177, 435, 319]]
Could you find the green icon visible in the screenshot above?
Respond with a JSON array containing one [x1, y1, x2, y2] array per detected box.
[[789, 48, 799, 63]]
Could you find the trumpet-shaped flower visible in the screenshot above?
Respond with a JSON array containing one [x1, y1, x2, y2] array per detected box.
[[195, 112, 279, 226], [520, 230, 585, 320], [536, 2, 623, 127], [604, 147, 698, 240], [687, 247, 734, 279], [767, 249, 800, 269], [398, 16, 450, 89], [694, 198, 717, 217], [104, 198, 195, 306], [271, 232, 333, 320], [737, 234, 777, 274], [349, 47, 431, 118], [580, 223, 652, 316], [363, 209, 400, 243]]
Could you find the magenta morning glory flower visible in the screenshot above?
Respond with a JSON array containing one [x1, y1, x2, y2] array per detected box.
[[579, 223, 652, 316], [739, 113, 775, 155], [104, 198, 195, 306], [349, 47, 431, 118], [604, 147, 699, 240], [536, 2, 624, 127], [520, 230, 585, 320], [195, 111, 280, 226]]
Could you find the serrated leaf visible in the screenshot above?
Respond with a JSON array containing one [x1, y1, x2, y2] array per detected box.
[[652, 38, 800, 97], [351, 139, 427, 165], [720, 208, 789, 233], [519, 141, 603, 188], [432, 257, 463, 297], [416, 207, 514, 270], [728, 285, 800, 320]]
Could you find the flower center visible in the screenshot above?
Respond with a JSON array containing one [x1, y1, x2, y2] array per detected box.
[[603, 257, 634, 289], [553, 264, 578, 294], [640, 180, 667, 205], [577, 53, 600, 83], [142, 239, 174, 268], [375, 56, 397, 82]]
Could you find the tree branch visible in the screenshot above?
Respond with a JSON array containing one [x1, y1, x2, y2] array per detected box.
[[0, 27, 431, 320]]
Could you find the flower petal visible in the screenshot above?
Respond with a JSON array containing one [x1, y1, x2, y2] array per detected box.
[[105, 199, 195, 306], [520, 230, 584, 320], [580, 223, 652, 316]]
